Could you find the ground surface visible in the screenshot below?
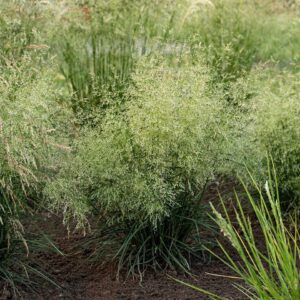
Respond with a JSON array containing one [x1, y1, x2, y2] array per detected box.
[[4, 181, 249, 300], [21, 214, 246, 300]]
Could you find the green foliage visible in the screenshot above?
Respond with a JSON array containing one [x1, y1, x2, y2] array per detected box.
[[47, 54, 227, 225], [228, 69, 300, 210], [180, 0, 300, 84], [0, 60, 70, 293], [58, 0, 186, 125], [0, 1, 35, 63], [175, 166, 300, 299], [181, 0, 259, 82], [251, 72, 300, 209], [61, 34, 135, 125], [45, 54, 227, 275], [85, 202, 213, 278], [0, 0, 55, 67], [88, 0, 181, 39], [2, 0, 300, 292], [212, 167, 300, 299], [257, 14, 300, 70]]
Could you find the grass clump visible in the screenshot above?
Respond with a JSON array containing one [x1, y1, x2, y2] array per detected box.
[[45, 54, 228, 277], [61, 34, 135, 125], [251, 72, 300, 209], [175, 164, 300, 299], [0, 61, 70, 296], [228, 69, 300, 211], [181, 0, 259, 83], [213, 173, 300, 299], [180, 0, 300, 85], [58, 0, 185, 126]]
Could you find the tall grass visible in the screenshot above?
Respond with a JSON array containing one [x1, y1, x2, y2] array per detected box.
[[212, 172, 300, 299], [57, 0, 185, 125], [227, 69, 300, 210], [84, 199, 214, 279], [178, 0, 300, 85], [179, 0, 259, 83], [176, 164, 300, 299], [61, 34, 135, 125], [0, 57, 70, 295], [45, 53, 228, 278]]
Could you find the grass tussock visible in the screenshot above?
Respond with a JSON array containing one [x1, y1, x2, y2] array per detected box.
[[177, 163, 300, 300]]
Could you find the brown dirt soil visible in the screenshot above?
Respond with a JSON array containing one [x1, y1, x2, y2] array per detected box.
[[19, 213, 247, 300], [6, 180, 251, 300]]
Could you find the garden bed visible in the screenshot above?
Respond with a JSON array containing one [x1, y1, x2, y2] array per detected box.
[[19, 214, 247, 300]]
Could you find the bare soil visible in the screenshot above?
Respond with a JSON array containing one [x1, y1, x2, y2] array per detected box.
[[6, 181, 251, 300], [21, 214, 247, 300]]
